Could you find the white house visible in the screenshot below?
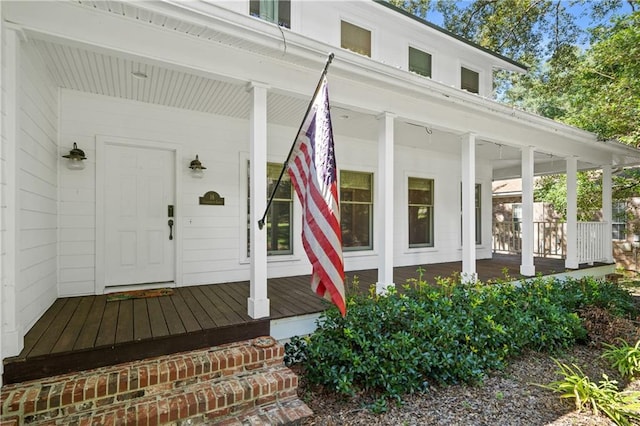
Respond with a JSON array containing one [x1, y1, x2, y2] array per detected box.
[[2, 0, 640, 384]]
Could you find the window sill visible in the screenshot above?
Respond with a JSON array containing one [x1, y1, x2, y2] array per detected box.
[[343, 250, 378, 258], [239, 255, 302, 265]]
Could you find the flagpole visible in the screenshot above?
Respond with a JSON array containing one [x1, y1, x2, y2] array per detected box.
[[258, 52, 335, 230]]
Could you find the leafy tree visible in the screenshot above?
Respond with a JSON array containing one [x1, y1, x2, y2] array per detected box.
[[561, 12, 640, 146], [534, 169, 640, 221]]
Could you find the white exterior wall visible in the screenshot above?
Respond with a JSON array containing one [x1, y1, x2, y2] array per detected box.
[[3, 40, 59, 357]]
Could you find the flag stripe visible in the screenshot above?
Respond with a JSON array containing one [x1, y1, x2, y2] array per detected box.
[[286, 76, 346, 316]]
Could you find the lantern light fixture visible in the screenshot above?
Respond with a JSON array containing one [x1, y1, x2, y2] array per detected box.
[[62, 142, 87, 170], [189, 154, 206, 178]]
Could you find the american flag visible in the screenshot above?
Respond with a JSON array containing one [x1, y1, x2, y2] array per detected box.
[[287, 77, 346, 316]]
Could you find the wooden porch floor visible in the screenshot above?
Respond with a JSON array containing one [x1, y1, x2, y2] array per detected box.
[[2, 255, 601, 384]]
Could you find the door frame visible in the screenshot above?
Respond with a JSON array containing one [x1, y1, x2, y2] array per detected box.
[[95, 135, 183, 294]]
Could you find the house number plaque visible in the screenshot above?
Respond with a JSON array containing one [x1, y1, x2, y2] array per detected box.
[[199, 191, 225, 206]]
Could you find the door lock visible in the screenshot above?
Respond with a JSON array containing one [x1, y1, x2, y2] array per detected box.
[[168, 205, 174, 217]]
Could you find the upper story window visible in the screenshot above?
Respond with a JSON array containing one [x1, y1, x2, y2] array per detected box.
[[461, 67, 479, 94], [340, 170, 373, 250], [409, 47, 432, 78], [341, 21, 371, 57], [250, 0, 290, 28]]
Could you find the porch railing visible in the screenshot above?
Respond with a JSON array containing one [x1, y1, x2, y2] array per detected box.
[[493, 221, 566, 258], [493, 220, 610, 263], [577, 222, 609, 264]]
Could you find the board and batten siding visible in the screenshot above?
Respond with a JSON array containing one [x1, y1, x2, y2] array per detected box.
[[16, 41, 59, 345]]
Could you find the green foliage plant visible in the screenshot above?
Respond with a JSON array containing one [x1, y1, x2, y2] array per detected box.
[[542, 361, 640, 426], [602, 339, 640, 379], [284, 335, 308, 367], [301, 275, 622, 402]]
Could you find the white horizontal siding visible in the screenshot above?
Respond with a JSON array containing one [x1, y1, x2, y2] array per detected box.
[[16, 42, 59, 336]]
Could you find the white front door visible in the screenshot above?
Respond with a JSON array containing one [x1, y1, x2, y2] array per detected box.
[[104, 144, 175, 287]]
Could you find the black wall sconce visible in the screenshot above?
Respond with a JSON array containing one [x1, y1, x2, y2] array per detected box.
[[62, 142, 87, 170], [189, 155, 206, 178]]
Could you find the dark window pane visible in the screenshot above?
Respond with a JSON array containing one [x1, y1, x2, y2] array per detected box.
[[409, 206, 432, 246], [250, 0, 290, 28], [267, 200, 291, 253], [408, 177, 434, 248], [409, 47, 432, 78], [461, 67, 479, 94], [341, 203, 371, 249]]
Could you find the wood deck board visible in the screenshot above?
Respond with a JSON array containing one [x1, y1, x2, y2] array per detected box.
[[158, 296, 186, 335], [269, 277, 324, 318], [171, 290, 202, 333], [216, 283, 248, 314], [95, 301, 119, 347], [52, 296, 95, 354], [199, 285, 247, 325], [179, 287, 217, 329], [189, 286, 231, 326], [20, 298, 67, 357], [133, 299, 152, 341], [74, 296, 108, 350], [115, 299, 134, 344], [146, 297, 170, 338], [29, 298, 81, 358]]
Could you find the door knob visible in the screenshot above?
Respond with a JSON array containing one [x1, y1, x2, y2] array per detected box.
[[168, 219, 174, 240]]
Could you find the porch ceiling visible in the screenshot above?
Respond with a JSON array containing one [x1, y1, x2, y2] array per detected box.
[[30, 36, 575, 172]]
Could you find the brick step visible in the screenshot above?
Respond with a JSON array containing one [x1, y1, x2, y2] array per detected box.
[[206, 397, 313, 425], [27, 366, 302, 425], [1, 337, 284, 421], [0, 337, 312, 425]]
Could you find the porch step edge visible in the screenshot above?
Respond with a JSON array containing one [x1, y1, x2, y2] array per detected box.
[[203, 396, 313, 425], [3, 365, 301, 425], [1, 337, 283, 419]]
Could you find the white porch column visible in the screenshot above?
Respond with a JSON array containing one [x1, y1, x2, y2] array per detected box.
[[376, 112, 396, 294], [565, 157, 579, 269], [602, 164, 614, 263], [247, 82, 270, 318], [461, 133, 477, 283], [520, 146, 536, 276]]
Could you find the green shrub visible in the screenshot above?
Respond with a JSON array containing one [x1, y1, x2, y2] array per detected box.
[[303, 275, 593, 401], [542, 361, 640, 426], [284, 335, 308, 367], [602, 339, 640, 379], [557, 277, 637, 318]]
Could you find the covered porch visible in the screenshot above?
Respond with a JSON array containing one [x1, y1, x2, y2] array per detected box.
[[2, 255, 610, 385]]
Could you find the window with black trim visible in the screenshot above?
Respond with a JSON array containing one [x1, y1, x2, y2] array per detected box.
[[461, 67, 479, 94], [409, 47, 432, 78], [408, 177, 434, 248], [250, 0, 290, 28], [340, 170, 373, 250]]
